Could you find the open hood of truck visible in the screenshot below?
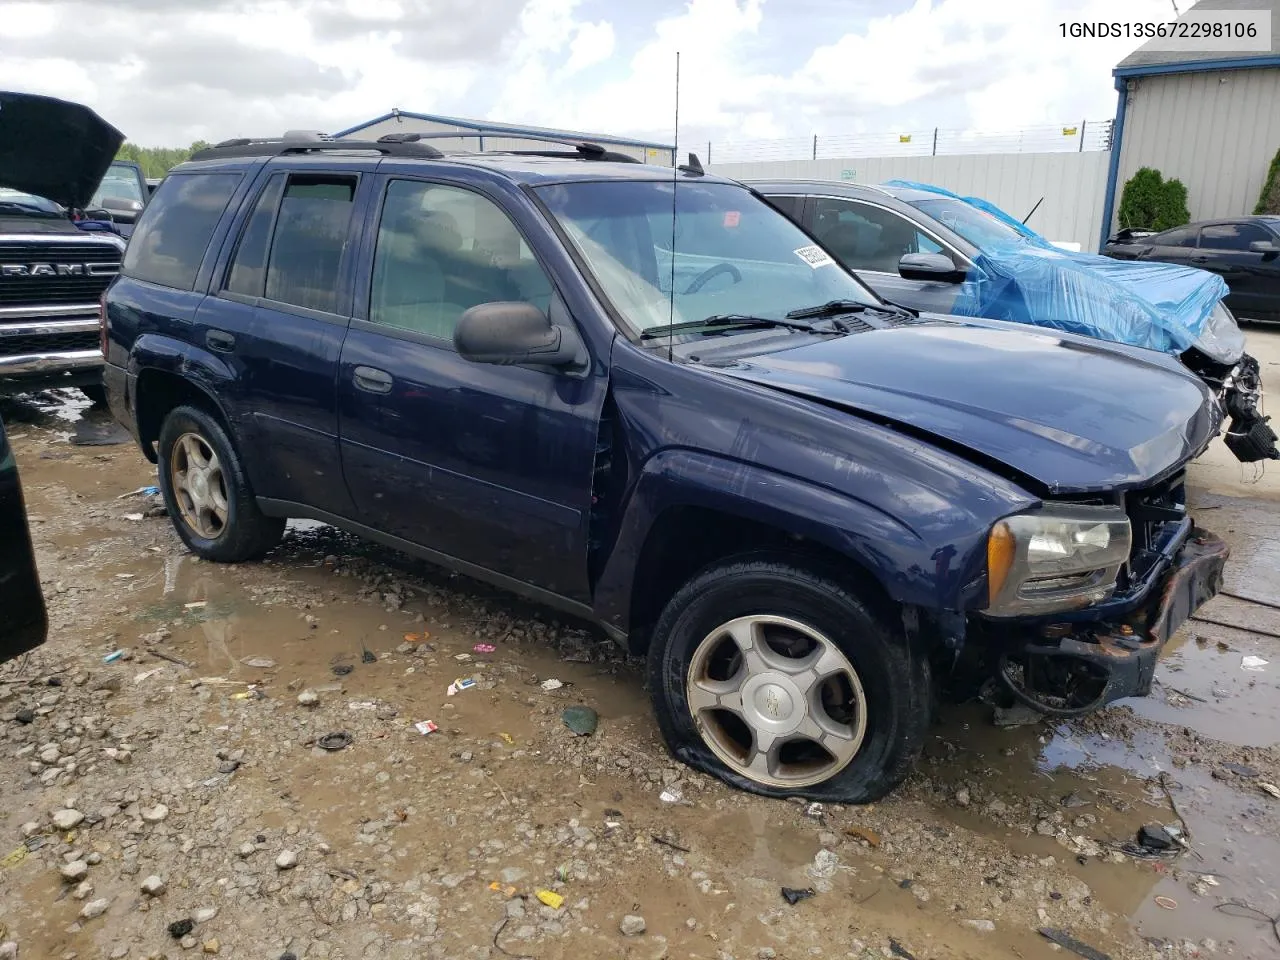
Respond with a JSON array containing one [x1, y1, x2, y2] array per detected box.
[[0, 91, 125, 209], [721, 321, 1221, 494]]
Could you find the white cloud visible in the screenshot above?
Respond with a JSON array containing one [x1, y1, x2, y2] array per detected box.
[[0, 0, 1175, 152]]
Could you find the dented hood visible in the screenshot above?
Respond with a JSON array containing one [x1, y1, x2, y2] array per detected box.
[[0, 91, 124, 209], [721, 322, 1220, 494]]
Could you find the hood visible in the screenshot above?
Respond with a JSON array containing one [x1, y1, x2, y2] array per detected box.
[[0, 91, 125, 209], [721, 321, 1220, 494]]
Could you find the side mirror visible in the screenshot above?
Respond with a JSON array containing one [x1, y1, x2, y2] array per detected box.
[[1249, 239, 1280, 255], [898, 252, 966, 283], [82, 206, 114, 222], [455, 302, 585, 369]]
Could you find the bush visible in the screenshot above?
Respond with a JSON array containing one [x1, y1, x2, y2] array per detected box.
[[1117, 167, 1191, 231], [1256, 146, 1280, 215]]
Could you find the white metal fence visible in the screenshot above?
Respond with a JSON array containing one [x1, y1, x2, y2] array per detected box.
[[705, 121, 1113, 164], [710, 150, 1112, 253]]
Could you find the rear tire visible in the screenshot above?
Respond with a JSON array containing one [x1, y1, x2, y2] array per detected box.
[[647, 556, 930, 803], [157, 405, 284, 562]]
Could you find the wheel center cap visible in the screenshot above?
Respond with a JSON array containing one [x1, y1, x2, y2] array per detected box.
[[190, 471, 208, 500], [740, 672, 806, 735]]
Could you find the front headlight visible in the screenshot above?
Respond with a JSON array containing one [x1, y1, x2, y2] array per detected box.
[[986, 505, 1131, 617], [1193, 301, 1246, 365]]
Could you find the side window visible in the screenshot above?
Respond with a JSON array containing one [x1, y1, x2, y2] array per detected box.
[[224, 174, 286, 298], [1155, 226, 1198, 248], [765, 194, 804, 223], [122, 173, 240, 290], [368, 180, 553, 341], [262, 175, 357, 314], [808, 197, 941, 273], [1199, 222, 1271, 251]]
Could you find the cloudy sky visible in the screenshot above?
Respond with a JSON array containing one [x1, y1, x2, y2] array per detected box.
[[0, 0, 1175, 150]]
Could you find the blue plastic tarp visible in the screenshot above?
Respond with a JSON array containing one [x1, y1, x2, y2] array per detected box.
[[881, 179, 1228, 356]]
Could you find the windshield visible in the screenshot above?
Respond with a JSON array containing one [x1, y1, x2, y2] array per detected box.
[[0, 187, 62, 219], [536, 179, 880, 334], [910, 197, 1027, 250], [90, 163, 146, 208]]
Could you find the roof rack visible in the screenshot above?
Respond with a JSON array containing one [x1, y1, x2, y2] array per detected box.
[[190, 132, 444, 161], [368, 130, 642, 162]]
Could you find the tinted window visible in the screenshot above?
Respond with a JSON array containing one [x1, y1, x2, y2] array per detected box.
[[765, 194, 804, 222], [1154, 226, 1198, 248], [123, 173, 240, 290], [811, 197, 945, 272], [263, 175, 357, 314], [1199, 222, 1272, 251], [225, 174, 285, 298], [369, 180, 553, 341]]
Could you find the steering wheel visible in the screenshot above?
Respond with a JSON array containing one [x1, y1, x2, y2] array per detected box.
[[683, 262, 742, 294]]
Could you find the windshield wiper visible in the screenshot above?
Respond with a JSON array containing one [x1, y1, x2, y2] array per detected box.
[[786, 299, 917, 322], [639, 314, 817, 340]]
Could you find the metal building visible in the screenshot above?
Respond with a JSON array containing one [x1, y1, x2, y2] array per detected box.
[[333, 109, 674, 165], [1100, 0, 1280, 246]]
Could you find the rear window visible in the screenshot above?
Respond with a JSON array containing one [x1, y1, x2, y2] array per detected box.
[[123, 173, 240, 290]]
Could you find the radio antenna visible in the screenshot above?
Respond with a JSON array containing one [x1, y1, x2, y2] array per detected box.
[[667, 51, 680, 363]]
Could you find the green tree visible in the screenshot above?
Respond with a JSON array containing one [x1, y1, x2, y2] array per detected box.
[[113, 141, 209, 178], [1117, 166, 1191, 231], [1256, 145, 1280, 215]]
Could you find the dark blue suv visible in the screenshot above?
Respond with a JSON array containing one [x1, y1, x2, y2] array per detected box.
[[103, 134, 1227, 802]]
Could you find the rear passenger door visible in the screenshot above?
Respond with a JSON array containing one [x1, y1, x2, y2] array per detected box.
[[802, 196, 970, 314], [336, 175, 605, 602], [207, 164, 375, 518]]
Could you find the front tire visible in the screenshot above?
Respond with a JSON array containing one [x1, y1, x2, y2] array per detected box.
[[156, 405, 285, 562], [647, 556, 930, 803]]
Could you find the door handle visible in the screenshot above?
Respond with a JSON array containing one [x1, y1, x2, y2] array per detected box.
[[1190, 256, 1209, 263], [353, 365, 393, 394], [205, 329, 236, 353]]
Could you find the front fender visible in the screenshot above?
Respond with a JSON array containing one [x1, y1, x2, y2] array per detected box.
[[592, 449, 990, 634]]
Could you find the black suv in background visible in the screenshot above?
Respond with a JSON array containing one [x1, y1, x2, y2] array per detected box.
[[0, 91, 127, 401], [1104, 217, 1280, 323], [102, 134, 1226, 802]]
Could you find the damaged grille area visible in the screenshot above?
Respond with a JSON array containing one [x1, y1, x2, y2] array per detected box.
[[1122, 470, 1189, 587]]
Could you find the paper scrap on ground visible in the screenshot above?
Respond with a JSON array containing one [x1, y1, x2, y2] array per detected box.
[[1241, 655, 1269, 672]]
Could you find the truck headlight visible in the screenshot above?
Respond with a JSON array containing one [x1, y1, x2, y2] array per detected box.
[[1193, 301, 1246, 365], [986, 505, 1131, 617]]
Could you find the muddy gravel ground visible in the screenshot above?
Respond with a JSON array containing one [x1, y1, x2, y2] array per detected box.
[[3, 331, 1280, 960]]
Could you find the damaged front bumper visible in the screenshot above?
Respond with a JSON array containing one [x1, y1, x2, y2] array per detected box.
[[1209, 354, 1278, 463], [989, 527, 1228, 717]]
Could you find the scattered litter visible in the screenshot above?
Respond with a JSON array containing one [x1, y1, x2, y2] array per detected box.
[[1200, 874, 1221, 887], [117, 485, 160, 499], [804, 802, 824, 821], [347, 701, 378, 711], [115, 573, 135, 580], [361, 646, 376, 664], [488, 881, 517, 898], [413, 721, 439, 736], [317, 732, 353, 751], [103, 650, 125, 663], [146, 648, 192, 669], [1154, 895, 1178, 910], [1242, 655, 1269, 672], [540, 678, 564, 692], [124, 513, 145, 521], [1037, 928, 1111, 960], [535, 890, 565, 910], [473, 643, 496, 654], [1259, 781, 1280, 800], [230, 688, 264, 701], [561, 705, 598, 736], [651, 834, 691, 853], [498, 732, 515, 745], [134, 668, 164, 684], [888, 940, 918, 960], [331, 664, 354, 677], [239, 657, 276, 669], [184, 601, 207, 610], [1, 844, 29, 868], [844, 826, 881, 848], [168, 918, 194, 940], [659, 786, 683, 804], [1137, 824, 1178, 853], [780, 886, 815, 905], [446, 677, 476, 696], [454, 653, 472, 662]]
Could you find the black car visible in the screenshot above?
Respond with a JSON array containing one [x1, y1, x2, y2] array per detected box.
[[752, 180, 1277, 463], [1104, 217, 1280, 323], [0, 416, 47, 664]]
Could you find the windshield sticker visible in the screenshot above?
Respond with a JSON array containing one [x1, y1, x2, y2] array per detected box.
[[723, 210, 741, 228], [794, 245, 834, 269]]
